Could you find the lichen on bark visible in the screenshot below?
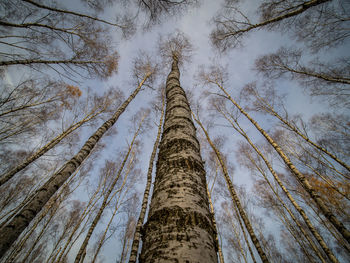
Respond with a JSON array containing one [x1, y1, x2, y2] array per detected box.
[[139, 57, 218, 262]]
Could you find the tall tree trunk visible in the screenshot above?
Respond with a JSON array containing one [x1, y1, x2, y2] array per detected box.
[[0, 74, 150, 258], [215, 105, 336, 263], [192, 113, 269, 263], [74, 115, 144, 263], [213, 81, 350, 245], [0, 107, 105, 186], [128, 94, 166, 263], [139, 56, 218, 262]]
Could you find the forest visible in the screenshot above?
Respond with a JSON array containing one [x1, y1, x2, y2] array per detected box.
[[0, 0, 349, 262]]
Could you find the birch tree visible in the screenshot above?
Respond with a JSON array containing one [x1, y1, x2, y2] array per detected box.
[[0, 57, 156, 258], [139, 33, 218, 262]]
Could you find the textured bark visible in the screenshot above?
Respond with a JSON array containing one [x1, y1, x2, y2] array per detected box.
[[216, 107, 335, 263], [215, 81, 350, 245], [0, 75, 149, 258], [0, 108, 104, 186], [139, 57, 218, 263], [128, 95, 166, 263], [74, 116, 144, 263], [193, 114, 269, 263]]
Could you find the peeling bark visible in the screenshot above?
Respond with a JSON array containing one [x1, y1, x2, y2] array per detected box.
[[0, 74, 150, 258], [139, 57, 218, 262]]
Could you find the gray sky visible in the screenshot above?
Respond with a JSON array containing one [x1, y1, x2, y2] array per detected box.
[[1, 0, 349, 262]]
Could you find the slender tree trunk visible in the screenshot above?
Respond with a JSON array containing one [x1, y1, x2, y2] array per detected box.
[[215, 102, 339, 263], [0, 58, 103, 66], [3, 168, 80, 263], [207, 184, 225, 263], [0, 74, 150, 258], [234, 205, 257, 263], [139, 56, 218, 262], [91, 199, 120, 263], [56, 178, 106, 263], [74, 116, 144, 263], [223, 206, 249, 263], [0, 108, 104, 186], [214, 81, 350, 245], [193, 113, 269, 263], [252, 90, 350, 171], [128, 94, 166, 263]]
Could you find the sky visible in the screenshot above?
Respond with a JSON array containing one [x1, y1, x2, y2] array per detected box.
[[1, 0, 349, 262]]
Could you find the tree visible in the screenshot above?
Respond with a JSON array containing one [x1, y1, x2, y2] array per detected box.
[[199, 64, 350, 248], [139, 34, 218, 262], [74, 113, 145, 263], [254, 48, 350, 107], [210, 0, 349, 52], [0, 87, 118, 186], [133, 0, 199, 27], [192, 112, 270, 263], [240, 82, 350, 171], [128, 92, 165, 263], [0, 0, 127, 79], [0, 58, 156, 257]]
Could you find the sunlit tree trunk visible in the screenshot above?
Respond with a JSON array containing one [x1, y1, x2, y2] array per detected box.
[[0, 74, 150, 258], [213, 80, 350, 245], [215, 105, 334, 263], [193, 113, 269, 263], [139, 56, 218, 262], [128, 95, 166, 263], [249, 87, 350, 172]]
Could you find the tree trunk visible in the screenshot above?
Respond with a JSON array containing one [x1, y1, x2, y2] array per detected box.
[[215, 81, 350, 245], [207, 184, 225, 263], [193, 114, 269, 263], [139, 57, 218, 262], [0, 74, 150, 258], [215, 106, 336, 263], [74, 116, 144, 263], [128, 94, 166, 263], [0, 108, 104, 186], [252, 89, 350, 172]]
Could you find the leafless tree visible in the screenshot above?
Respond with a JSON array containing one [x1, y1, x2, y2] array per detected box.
[[255, 48, 350, 107], [210, 0, 349, 52], [0, 56, 156, 258]]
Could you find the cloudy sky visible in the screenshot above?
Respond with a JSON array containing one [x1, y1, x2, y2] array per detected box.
[[2, 0, 348, 262]]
